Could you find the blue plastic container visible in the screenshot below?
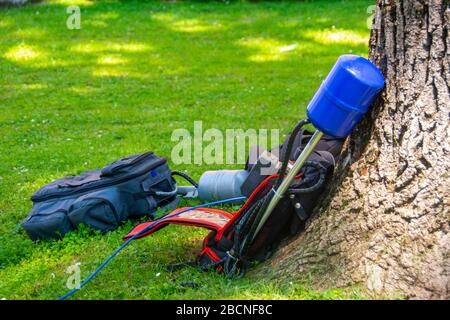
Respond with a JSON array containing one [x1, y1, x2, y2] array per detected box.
[[306, 55, 385, 138]]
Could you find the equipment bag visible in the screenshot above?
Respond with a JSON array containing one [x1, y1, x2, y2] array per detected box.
[[196, 129, 343, 274], [125, 130, 344, 275], [22, 151, 179, 241]]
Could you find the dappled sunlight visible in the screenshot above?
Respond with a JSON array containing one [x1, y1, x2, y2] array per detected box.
[[4, 44, 45, 62], [4, 83, 48, 91], [278, 19, 301, 28], [93, 12, 120, 21], [79, 11, 120, 28], [97, 54, 129, 66], [279, 44, 299, 53], [92, 67, 144, 78], [13, 28, 46, 40], [152, 13, 224, 33], [304, 29, 368, 46], [0, 18, 13, 29], [237, 37, 300, 62], [83, 19, 109, 28], [5, 52, 80, 68], [68, 86, 97, 94], [36, 59, 82, 68], [172, 18, 224, 33], [71, 41, 151, 54], [49, 0, 94, 6]]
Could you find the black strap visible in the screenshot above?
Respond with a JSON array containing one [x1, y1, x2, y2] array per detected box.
[[275, 119, 309, 189], [225, 120, 314, 274], [171, 171, 198, 188], [288, 161, 327, 194]]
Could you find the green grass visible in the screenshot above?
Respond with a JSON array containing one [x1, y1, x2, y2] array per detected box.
[[0, 0, 373, 299]]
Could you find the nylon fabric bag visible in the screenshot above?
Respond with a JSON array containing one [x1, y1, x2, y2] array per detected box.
[[22, 152, 178, 240]]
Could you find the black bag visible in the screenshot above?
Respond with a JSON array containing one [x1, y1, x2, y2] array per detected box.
[[22, 152, 179, 241], [197, 129, 344, 274]]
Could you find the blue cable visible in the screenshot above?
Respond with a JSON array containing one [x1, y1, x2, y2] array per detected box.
[[57, 196, 246, 300]]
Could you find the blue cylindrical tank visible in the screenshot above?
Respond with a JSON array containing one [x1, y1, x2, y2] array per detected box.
[[306, 55, 385, 138]]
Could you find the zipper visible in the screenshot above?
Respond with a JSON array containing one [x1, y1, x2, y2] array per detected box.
[[24, 209, 68, 222], [32, 156, 167, 202], [100, 151, 154, 177]]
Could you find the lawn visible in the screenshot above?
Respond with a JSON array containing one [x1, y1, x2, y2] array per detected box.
[[0, 0, 373, 299]]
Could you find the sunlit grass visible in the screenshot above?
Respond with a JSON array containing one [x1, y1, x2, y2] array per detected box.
[[0, 0, 373, 300], [70, 41, 151, 53], [92, 67, 144, 78], [12, 28, 46, 39], [238, 37, 301, 62], [97, 54, 128, 65], [48, 0, 95, 6], [4, 83, 48, 91], [0, 18, 12, 28], [305, 29, 369, 46], [173, 18, 224, 33], [153, 13, 225, 33], [4, 44, 45, 62], [67, 85, 97, 94]]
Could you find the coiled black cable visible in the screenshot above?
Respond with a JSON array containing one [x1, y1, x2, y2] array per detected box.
[[239, 119, 310, 256], [207, 119, 316, 277], [274, 119, 309, 189], [288, 161, 327, 194], [171, 170, 198, 188]]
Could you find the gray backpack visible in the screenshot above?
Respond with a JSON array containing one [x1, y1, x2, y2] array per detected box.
[[22, 151, 179, 241]]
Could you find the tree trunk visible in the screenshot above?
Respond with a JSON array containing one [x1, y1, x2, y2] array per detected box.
[[266, 0, 449, 299]]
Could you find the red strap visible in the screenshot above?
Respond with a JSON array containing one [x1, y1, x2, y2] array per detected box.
[[123, 207, 233, 240], [214, 174, 278, 241], [214, 172, 302, 241], [124, 173, 302, 242]]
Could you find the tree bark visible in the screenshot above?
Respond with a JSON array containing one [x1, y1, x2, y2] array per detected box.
[[266, 0, 449, 299]]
